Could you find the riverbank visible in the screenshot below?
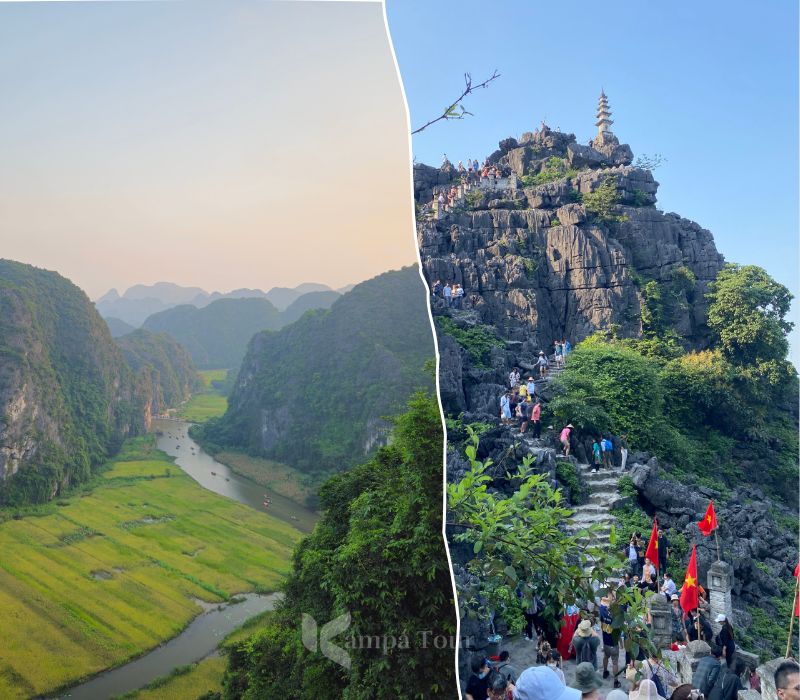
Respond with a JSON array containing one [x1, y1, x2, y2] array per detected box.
[[0, 436, 300, 699], [211, 450, 319, 507]]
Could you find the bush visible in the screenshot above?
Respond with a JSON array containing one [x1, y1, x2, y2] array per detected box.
[[436, 316, 504, 368], [582, 178, 625, 223], [520, 157, 578, 187], [556, 461, 587, 504]]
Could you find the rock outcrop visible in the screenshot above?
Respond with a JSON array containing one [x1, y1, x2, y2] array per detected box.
[[416, 126, 724, 420]]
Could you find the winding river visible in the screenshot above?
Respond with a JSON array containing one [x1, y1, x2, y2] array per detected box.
[[56, 419, 316, 699]]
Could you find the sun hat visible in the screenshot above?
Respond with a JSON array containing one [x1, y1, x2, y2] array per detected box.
[[629, 679, 667, 700], [715, 613, 726, 622], [574, 662, 603, 692], [670, 594, 679, 601], [566, 423, 574, 428], [513, 666, 580, 700], [576, 619, 593, 637]]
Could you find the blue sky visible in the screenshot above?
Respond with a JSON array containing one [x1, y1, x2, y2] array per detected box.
[[386, 0, 799, 361]]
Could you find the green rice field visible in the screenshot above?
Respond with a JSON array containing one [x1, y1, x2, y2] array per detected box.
[[177, 369, 229, 423], [0, 437, 300, 699]]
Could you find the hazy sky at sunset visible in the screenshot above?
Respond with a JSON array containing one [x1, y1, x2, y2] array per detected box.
[[0, 0, 415, 299]]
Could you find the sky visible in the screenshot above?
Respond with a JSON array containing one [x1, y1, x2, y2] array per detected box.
[[386, 0, 799, 361], [0, 0, 416, 299]]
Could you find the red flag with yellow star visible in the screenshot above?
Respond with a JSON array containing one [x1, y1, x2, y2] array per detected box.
[[698, 501, 717, 536], [680, 545, 699, 613], [644, 518, 660, 572]]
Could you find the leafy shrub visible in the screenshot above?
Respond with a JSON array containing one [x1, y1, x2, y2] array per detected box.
[[520, 157, 578, 187], [556, 461, 587, 504], [632, 189, 650, 206], [582, 177, 625, 223], [436, 316, 504, 368]]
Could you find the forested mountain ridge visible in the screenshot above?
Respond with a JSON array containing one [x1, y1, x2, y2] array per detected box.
[[141, 292, 341, 370], [0, 260, 146, 504], [196, 266, 435, 476]]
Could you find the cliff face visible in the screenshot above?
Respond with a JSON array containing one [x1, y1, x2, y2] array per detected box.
[[197, 266, 435, 475], [416, 127, 724, 417], [0, 260, 146, 504]]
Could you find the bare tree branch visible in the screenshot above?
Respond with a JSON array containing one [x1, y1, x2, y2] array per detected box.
[[411, 70, 500, 135]]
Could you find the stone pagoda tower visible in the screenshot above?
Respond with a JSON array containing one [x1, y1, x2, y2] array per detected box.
[[595, 90, 614, 144]]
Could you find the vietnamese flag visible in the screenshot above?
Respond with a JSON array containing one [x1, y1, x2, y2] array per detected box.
[[680, 545, 700, 613], [644, 519, 660, 572], [698, 501, 717, 536]]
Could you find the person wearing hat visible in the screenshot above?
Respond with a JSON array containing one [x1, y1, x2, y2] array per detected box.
[[570, 619, 600, 670], [512, 665, 580, 700], [573, 661, 603, 699], [526, 376, 536, 397], [536, 350, 548, 379], [713, 614, 736, 666], [560, 424, 573, 457], [669, 593, 688, 642], [606, 690, 629, 700]]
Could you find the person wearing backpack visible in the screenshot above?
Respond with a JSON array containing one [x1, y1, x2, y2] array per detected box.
[[570, 620, 600, 670], [642, 651, 674, 698], [692, 644, 723, 696], [707, 657, 745, 700]]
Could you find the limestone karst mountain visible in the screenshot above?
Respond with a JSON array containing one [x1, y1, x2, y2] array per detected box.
[[195, 266, 434, 477], [0, 261, 146, 504], [425, 101, 797, 662], [95, 281, 338, 326]]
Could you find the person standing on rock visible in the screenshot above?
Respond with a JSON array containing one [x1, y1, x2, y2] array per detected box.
[[668, 594, 687, 642], [626, 535, 640, 575], [443, 282, 452, 307], [455, 283, 465, 308], [519, 397, 533, 434], [591, 439, 602, 473], [554, 340, 563, 367], [564, 339, 572, 359], [431, 279, 442, 297], [619, 434, 629, 470], [531, 401, 542, 438], [601, 436, 613, 469], [509, 368, 521, 390], [500, 393, 512, 424], [537, 351, 549, 379], [526, 376, 536, 397], [560, 424, 573, 456]]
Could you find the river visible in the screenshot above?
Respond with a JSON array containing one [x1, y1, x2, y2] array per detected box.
[[56, 419, 316, 699]]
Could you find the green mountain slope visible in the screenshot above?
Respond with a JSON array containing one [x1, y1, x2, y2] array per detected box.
[[0, 260, 145, 504], [197, 266, 435, 475], [116, 328, 202, 417]]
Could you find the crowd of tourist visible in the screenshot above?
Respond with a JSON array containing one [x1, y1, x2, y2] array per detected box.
[[466, 648, 800, 700]]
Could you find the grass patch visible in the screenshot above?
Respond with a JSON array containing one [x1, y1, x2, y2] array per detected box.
[[213, 451, 317, 506], [113, 656, 226, 700], [176, 370, 229, 423], [0, 439, 300, 699]]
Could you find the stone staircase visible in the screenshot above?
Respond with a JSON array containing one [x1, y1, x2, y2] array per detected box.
[[563, 461, 623, 550]]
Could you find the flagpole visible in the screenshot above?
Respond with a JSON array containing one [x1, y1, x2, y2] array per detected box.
[[786, 573, 800, 658], [714, 529, 721, 562]]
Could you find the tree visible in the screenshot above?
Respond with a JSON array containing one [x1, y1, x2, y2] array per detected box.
[[223, 393, 456, 700], [448, 429, 656, 658], [707, 264, 793, 366]]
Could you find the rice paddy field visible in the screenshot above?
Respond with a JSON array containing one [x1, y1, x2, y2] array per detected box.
[[0, 437, 301, 699], [177, 369, 229, 423], [114, 657, 226, 700]]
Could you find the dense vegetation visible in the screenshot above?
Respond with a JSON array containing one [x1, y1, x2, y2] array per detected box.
[[142, 292, 341, 370], [117, 328, 202, 416], [549, 264, 798, 502], [0, 260, 145, 505], [221, 393, 456, 700], [196, 267, 435, 476]]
